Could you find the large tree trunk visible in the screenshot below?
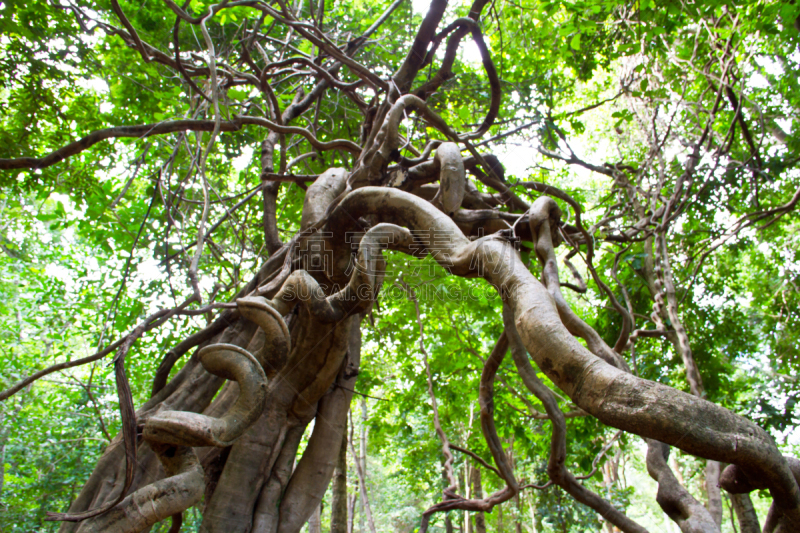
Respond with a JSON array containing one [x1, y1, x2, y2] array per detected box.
[[62, 183, 800, 533], [59, 271, 362, 533]]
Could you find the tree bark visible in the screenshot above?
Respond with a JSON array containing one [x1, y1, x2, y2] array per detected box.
[[330, 426, 348, 533], [730, 493, 760, 533], [471, 467, 486, 533], [440, 457, 455, 533], [644, 235, 724, 531], [308, 505, 322, 533], [349, 429, 377, 533], [347, 492, 356, 533], [705, 461, 723, 527]]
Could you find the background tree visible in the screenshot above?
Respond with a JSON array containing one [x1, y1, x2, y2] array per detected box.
[[1, 0, 799, 532]]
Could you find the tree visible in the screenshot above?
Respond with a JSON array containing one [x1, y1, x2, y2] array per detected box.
[[1, 0, 799, 532]]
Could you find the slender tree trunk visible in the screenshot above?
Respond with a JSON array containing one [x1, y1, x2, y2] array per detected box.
[[0, 410, 6, 500], [444, 513, 454, 533], [349, 424, 376, 533], [705, 460, 723, 526], [346, 493, 356, 533], [471, 467, 486, 533], [465, 463, 471, 533], [358, 399, 368, 533], [496, 502, 503, 532], [331, 426, 348, 533], [731, 493, 760, 533], [442, 461, 454, 533]]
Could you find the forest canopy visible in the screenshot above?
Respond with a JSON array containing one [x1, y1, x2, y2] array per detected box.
[[1, 0, 800, 532]]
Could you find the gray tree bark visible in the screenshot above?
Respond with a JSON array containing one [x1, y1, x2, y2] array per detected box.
[[731, 493, 760, 533], [308, 505, 321, 533], [330, 427, 348, 533], [471, 467, 486, 533]]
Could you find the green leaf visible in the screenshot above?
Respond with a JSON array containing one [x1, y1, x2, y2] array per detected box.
[[228, 88, 249, 101], [570, 33, 581, 51]]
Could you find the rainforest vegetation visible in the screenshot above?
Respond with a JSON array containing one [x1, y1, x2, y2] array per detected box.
[[1, 0, 800, 531]]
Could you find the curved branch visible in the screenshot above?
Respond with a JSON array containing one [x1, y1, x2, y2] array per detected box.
[[430, 142, 466, 216], [269, 223, 414, 322], [110, 0, 151, 62], [172, 3, 211, 102], [255, 3, 388, 91], [478, 333, 518, 491], [528, 197, 628, 371], [239, 115, 362, 155], [143, 342, 269, 447], [263, 57, 364, 90], [393, 0, 448, 92], [646, 440, 720, 533], [324, 187, 800, 530], [0, 337, 124, 402], [414, 18, 501, 140], [0, 120, 241, 170], [449, 444, 501, 478], [504, 306, 649, 533]]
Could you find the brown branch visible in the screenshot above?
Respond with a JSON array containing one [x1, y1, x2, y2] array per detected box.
[[172, 0, 212, 102], [239, 115, 362, 154], [393, 0, 448, 92], [46, 316, 150, 522], [414, 18, 501, 141], [503, 305, 648, 533], [150, 309, 236, 396], [163, 182, 267, 264], [527, 198, 718, 532], [0, 112, 360, 172], [257, 2, 388, 91], [0, 120, 241, 170], [450, 444, 502, 478], [478, 332, 519, 488], [0, 338, 125, 402], [262, 57, 365, 90]]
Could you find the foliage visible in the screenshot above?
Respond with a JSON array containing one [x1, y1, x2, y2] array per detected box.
[[1, 0, 799, 531]]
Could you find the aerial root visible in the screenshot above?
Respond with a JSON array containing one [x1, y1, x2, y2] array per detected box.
[[430, 142, 466, 216], [68, 445, 204, 533], [79, 299, 290, 531], [143, 342, 268, 447], [143, 297, 290, 448], [237, 295, 292, 376]]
